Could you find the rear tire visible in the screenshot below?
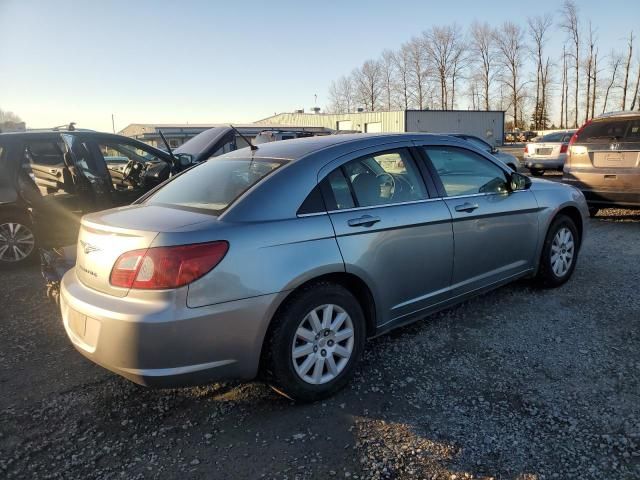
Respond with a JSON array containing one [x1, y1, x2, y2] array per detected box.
[[536, 214, 579, 288], [263, 282, 366, 402], [0, 213, 37, 268], [530, 169, 544, 176]]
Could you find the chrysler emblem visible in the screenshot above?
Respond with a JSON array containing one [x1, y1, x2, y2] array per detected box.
[[79, 240, 100, 254]]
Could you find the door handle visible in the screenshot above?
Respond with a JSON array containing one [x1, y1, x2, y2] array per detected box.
[[348, 215, 381, 227], [454, 202, 479, 213]]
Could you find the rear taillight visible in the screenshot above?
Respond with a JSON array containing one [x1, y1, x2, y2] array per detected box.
[[110, 241, 229, 289], [569, 119, 592, 148], [524, 145, 529, 153], [560, 144, 568, 153]]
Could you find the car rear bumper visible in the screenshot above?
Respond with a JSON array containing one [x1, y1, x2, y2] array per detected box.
[[563, 171, 640, 208], [523, 156, 565, 170], [60, 268, 282, 387]]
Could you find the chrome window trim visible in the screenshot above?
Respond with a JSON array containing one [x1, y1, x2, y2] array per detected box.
[[297, 190, 526, 217]]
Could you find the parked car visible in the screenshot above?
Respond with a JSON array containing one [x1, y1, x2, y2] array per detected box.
[[563, 111, 640, 216], [0, 128, 180, 269], [523, 130, 576, 175], [448, 133, 520, 171], [59, 133, 588, 402]]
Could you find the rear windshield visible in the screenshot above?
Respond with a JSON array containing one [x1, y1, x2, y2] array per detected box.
[[145, 157, 286, 213], [578, 118, 640, 143], [539, 132, 573, 143]]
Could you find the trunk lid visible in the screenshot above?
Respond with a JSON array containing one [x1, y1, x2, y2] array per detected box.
[[76, 204, 215, 297]]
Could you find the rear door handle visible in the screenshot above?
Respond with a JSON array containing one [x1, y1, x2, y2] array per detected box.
[[454, 202, 479, 213], [348, 215, 381, 227]]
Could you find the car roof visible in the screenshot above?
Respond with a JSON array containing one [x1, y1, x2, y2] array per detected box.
[[221, 132, 461, 162], [594, 110, 640, 120]]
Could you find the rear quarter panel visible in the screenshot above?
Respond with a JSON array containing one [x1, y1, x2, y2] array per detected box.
[[152, 215, 344, 309]]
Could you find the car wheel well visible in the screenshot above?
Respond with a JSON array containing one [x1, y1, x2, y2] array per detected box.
[[258, 272, 377, 376], [279, 273, 376, 337], [556, 206, 583, 246]]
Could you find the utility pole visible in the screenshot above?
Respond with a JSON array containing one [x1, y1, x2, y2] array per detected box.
[[111, 114, 115, 134]]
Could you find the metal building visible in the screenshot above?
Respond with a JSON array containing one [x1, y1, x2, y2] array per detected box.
[[256, 110, 505, 146]]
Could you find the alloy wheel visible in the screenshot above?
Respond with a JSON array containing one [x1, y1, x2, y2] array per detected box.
[[291, 304, 355, 385], [550, 227, 574, 277], [0, 222, 36, 263]]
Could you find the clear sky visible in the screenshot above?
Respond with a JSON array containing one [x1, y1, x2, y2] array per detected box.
[[1, 0, 637, 132]]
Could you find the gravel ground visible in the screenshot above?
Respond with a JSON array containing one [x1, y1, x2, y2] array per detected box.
[[1, 209, 639, 479]]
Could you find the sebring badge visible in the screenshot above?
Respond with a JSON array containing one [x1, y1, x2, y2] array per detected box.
[[79, 240, 101, 255]]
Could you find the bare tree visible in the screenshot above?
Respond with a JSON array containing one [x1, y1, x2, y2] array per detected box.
[[469, 22, 497, 110], [560, 46, 567, 128], [0, 109, 22, 123], [591, 50, 599, 118], [621, 31, 634, 109], [393, 43, 414, 110], [630, 57, 640, 110], [327, 75, 355, 113], [584, 22, 596, 121], [353, 60, 383, 111], [379, 50, 396, 111], [494, 22, 527, 129], [423, 24, 465, 110], [560, 0, 580, 127], [602, 52, 622, 113], [407, 36, 429, 109], [539, 57, 552, 128], [528, 14, 553, 129]]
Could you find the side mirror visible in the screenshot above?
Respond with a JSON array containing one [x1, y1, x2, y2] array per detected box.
[[176, 153, 194, 168], [509, 172, 531, 191]]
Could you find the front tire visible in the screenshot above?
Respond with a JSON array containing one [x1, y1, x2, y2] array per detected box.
[[588, 207, 599, 218], [536, 214, 579, 288], [530, 169, 544, 176], [264, 282, 366, 402]]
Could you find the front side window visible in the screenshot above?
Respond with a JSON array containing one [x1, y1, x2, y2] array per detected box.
[[327, 149, 427, 209], [146, 157, 285, 213], [98, 141, 164, 167], [424, 146, 508, 197]]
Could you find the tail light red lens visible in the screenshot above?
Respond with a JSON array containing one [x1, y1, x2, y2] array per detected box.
[[110, 241, 229, 289], [569, 119, 592, 148], [524, 145, 529, 153], [560, 144, 569, 153]]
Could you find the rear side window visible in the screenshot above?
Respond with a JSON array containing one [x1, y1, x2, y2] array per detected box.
[[23, 140, 65, 166], [578, 119, 640, 142], [146, 157, 285, 213]]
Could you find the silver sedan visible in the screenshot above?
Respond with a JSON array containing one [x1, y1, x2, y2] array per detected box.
[[60, 134, 589, 401]]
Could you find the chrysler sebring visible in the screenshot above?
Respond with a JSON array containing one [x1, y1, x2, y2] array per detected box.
[[60, 134, 588, 401]]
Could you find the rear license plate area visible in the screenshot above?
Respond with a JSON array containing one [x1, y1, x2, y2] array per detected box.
[[536, 148, 552, 155], [68, 308, 87, 337]]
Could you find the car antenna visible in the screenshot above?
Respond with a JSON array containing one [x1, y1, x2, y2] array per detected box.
[[158, 129, 177, 164], [230, 124, 258, 151]]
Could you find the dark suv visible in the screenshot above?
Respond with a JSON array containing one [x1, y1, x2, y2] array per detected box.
[[0, 128, 176, 267], [563, 111, 640, 215]]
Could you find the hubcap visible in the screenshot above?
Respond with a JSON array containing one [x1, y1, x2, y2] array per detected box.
[[0, 222, 35, 263], [291, 304, 355, 385], [550, 227, 574, 277]]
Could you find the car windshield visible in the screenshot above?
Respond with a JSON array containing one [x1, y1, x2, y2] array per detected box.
[[145, 156, 286, 213]]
